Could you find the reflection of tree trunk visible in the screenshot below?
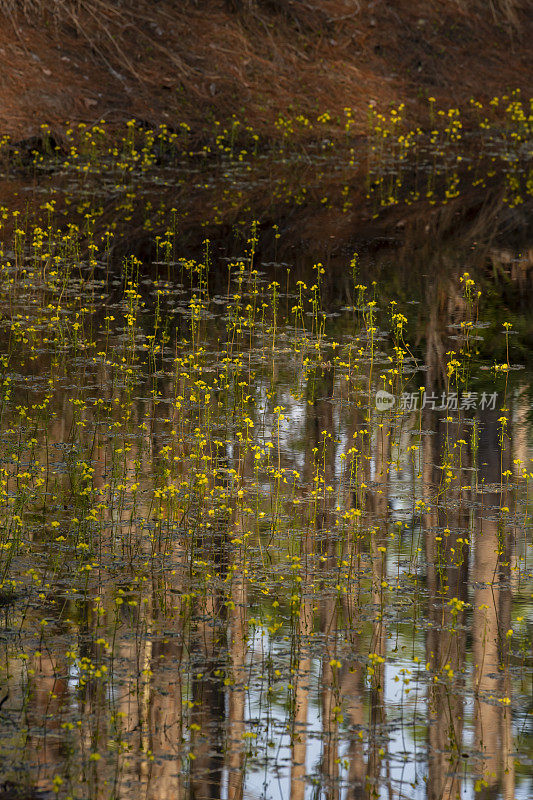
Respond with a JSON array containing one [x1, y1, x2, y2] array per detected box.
[[473, 515, 503, 796], [190, 657, 225, 799], [190, 584, 225, 800], [366, 412, 389, 796], [340, 591, 365, 799], [26, 651, 69, 794], [369, 415, 389, 609], [320, 596, 340, 800], [306, 364, 335, 547], [139, 594, 153, 789], [146, 565, 186, 800], [512, 388, 528, 474], [366, 625, 386, 800], [227, 572, 247, 800], [290, 595, 313, 800], [423, 380, 470, 798], [366, 414, 390, 521], [426, 589, 466, 800], [306, 366, 343, 798], [500, 574, 515, 800], [336, 387, 391, 799], [472, 410, 515, 799]]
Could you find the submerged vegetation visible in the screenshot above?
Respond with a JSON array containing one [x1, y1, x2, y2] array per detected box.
[[0, 93, 531, 800]]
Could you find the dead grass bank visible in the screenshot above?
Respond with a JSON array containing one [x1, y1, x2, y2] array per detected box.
[[0, 0, 530, 140]]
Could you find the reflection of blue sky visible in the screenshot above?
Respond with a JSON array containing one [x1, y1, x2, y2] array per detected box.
[[233, 614, 533, 800]]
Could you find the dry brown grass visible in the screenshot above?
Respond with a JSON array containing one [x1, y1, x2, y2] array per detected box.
[[0, 0, 200, 94], [490, 0, 522, 26], [0, 0, 529, 140], [0, 0, 121, 14], [455, 0, 523, 26]]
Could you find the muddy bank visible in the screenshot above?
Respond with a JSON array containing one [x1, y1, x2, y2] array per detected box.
[[0, 0, 531, 140]]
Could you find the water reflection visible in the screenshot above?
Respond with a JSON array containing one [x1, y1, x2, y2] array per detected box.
[[0, 237, 531, 800]]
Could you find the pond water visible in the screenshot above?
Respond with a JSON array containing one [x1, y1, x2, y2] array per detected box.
[[0, 104, 532, 800]]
